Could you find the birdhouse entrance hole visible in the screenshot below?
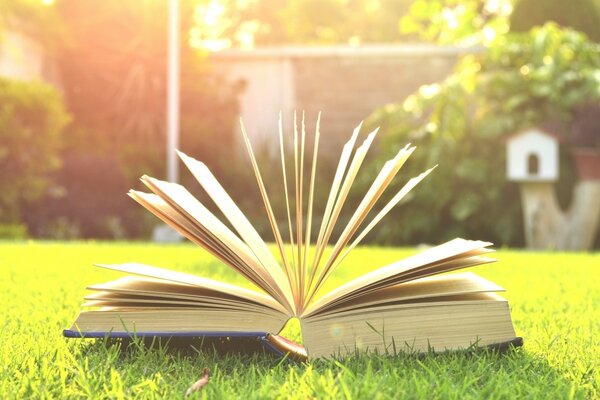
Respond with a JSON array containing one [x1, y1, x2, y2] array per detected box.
[[506, 128, 559, 182], [527, 153, 539, 175]]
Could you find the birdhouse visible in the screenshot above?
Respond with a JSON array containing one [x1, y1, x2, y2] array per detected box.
[[506, 128, 559, 182]]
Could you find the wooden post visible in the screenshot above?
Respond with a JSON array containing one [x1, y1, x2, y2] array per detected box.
[[166, 0, 180, 183], [520, 180, 600, 250]]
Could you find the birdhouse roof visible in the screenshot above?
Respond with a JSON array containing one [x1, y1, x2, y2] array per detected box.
[[504, 126, 562, 143]]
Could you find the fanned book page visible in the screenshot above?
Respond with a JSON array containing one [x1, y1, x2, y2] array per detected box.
[[64, 114, 521, 360]]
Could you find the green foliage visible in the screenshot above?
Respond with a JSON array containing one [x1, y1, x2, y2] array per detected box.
[[0, 241, 598, 397], [400, 0, 600, 45], [191, 0, 413, 47], [399, 0, 512, 45], [511, 0, 600, 42], [365, 23, 600, 246], [466, 23, 600, 134], [37, 216, 81, 240], [0, 77, 70, 224], [54, 0, 240, 178], [15, 0, 241, 239], [0, 223, 27, 239]]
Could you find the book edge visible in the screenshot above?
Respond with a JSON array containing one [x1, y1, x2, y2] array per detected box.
[[62, 330, 523, 360]]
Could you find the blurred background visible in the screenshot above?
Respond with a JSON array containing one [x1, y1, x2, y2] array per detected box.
[[1, 0, 599, 250]]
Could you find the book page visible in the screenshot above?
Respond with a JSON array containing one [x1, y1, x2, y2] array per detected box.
[[308, 123, 362, 292], [301, 295, 515, 358], [139, 177, 292, 311], [86, 276, 285, 315], [305, 146, 418, 302], [303, 238, 494, 316], [278, 112, 298, 296], [84, 294, 265, 312], [307, 272, 504, 317], [128, 191, 273, 294], [304, 254, 496, 316], [301, 113, 321, 308], [177, 151, 295, 311], [70, 308, 288, 337], [94, 263, 289, 314], [239, 121, 297, 307], [306, 128, 378, 304], [83, 293, 283, 316], [329, 166, 436, 271]]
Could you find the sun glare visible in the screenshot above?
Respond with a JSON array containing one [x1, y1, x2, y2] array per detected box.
[[483, 26, 497, 42], [190, 0, 237, 51], [442, 7, 459, 31], [202, 38, 232, 52], [199, 0, 225, 26]]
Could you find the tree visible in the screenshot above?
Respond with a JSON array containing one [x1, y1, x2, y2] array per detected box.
[[365, 24, 600, 248], [399, 0, 512, 45], [190, 0, 413, 49], [19, 0, 242, 238], [0, 78, 70, 224], [511, 0, 600, 42], [55, 0, 240, 177]]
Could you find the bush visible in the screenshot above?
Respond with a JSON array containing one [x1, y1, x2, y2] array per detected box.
[[22, 150, 154, 239], [364, 23, 600, 247], [0, 223, 27, 239], [15, 0, 241, 239], [36, 217, 80, 240], [0, 78, 70, 224], [511, 0, 600, 42]]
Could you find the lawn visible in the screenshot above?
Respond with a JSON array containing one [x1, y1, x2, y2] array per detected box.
[[1, 241, 598, 399]]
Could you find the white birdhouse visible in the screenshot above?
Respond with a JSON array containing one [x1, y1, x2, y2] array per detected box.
[[506, 128, 559, 182]]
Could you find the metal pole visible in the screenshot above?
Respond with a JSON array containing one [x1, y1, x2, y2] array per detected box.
[[166, 0, 180, 182]]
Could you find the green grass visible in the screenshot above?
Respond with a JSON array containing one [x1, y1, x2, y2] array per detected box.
[[1, 241, 598, 399]]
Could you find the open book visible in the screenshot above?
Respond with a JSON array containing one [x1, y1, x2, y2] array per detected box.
[[64, 115, 521, 360]]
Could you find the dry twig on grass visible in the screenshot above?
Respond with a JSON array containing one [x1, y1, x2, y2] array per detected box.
[[185, 368, 210, 397]]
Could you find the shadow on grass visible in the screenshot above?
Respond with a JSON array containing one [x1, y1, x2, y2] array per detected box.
[[72, 336, 589, 398]]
